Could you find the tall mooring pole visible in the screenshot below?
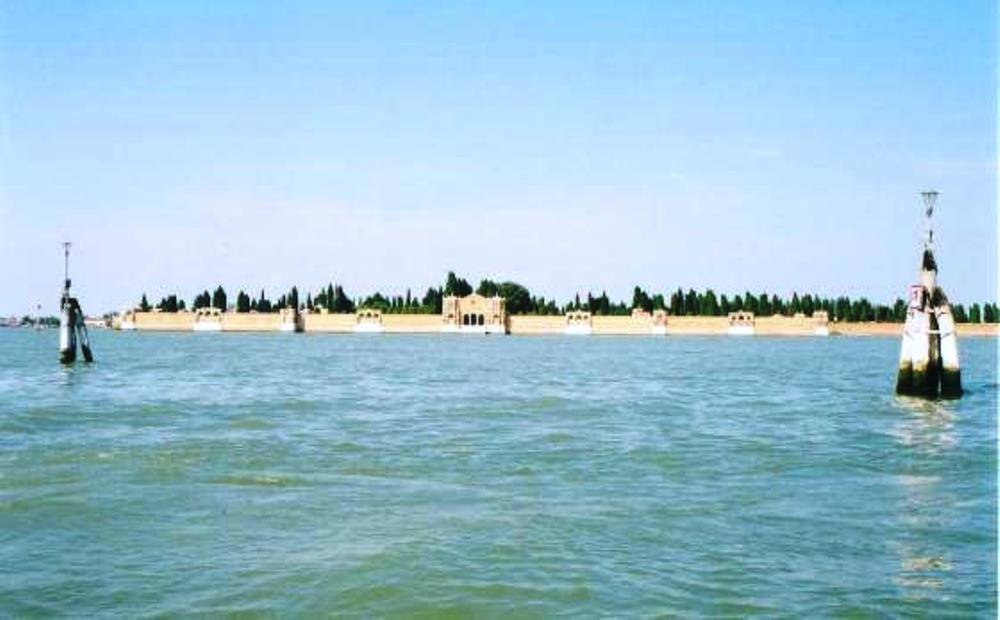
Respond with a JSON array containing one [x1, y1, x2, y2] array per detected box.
[[58, 242, 93, 364], [895, 190, 961, 399]]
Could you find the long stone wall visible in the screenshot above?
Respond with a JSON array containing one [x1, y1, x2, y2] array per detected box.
[[116, 310, 998, 337], [382, 314, 442, 333], [302, 313, 356, 333], [131, 312, 196, 331], [221, 313, 289, 332], [663, 316, 728, 334], [507, 315, 565, 334]]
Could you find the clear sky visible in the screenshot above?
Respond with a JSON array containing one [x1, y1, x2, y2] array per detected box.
[[0, 1, 995, 315]]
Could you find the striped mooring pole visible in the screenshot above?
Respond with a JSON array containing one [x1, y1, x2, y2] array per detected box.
[[895, 191, 961, 399]]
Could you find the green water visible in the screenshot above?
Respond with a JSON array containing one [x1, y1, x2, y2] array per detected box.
[[1, 330, 996, 616]]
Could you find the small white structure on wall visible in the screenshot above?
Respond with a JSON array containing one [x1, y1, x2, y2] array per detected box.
[[193, 307, 222, 332], [564, 310, 592, 335], [813, 310, 830, 336], [354, 308, 384, 333], [727, 311, 755, 336]]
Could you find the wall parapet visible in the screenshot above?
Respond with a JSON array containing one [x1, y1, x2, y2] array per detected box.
[[113, 308, 927, 337]]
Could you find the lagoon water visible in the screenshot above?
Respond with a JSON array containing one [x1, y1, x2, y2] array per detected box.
[[0, 330, 996, 616]]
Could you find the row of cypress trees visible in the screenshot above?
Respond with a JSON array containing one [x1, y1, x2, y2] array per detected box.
[[137, 275, 1000, 323]]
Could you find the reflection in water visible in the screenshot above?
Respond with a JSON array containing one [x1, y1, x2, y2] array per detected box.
[[892, 487, 954, 599], [890, 397, 958, 453], [890, 397, 960, 600], [893, 544, 951, 597]]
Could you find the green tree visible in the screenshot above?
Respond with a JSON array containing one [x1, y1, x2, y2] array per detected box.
[[193, 290, 211, 309], [758, 292, 771, 316], [670, 288, 684, 315], [770, 294, 783, 316], [498, 282, 534, 314], [236, 291, 251, 313], [632, 286, 653, 313], [986, 303, 997, 323], [361, 292, 390, 311], [332, 285, 355, 313], [835, 297, 852, 322], [801, 294, 814, 317], [157, 294, 179, 312], [684, 289, 699, 315], [444, 272, 472, 297], [422, 287, 443, 313], [969, 303, 981, 323], [701, 290, 720, 316], [952, 304, 968, 323], [476, 279, 500, 297], [139, 293, 151, 312], [596, 292, 611, 315], [257, 289, 272, 313], [211, 286, 227, 311]]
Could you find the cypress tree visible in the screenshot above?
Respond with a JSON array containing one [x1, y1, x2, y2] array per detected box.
[[969, 303, 981, 323], [952, 304, 968, 323], [684, 289, 698, 315], [701, 289, 719, 316], [790, 293, 801, 315], [801, 294, 814, 317], [670, 288, 684, 315], [632, 287, 652, 312], [211, 286, 227, 311], [758, 292, 771, 316]]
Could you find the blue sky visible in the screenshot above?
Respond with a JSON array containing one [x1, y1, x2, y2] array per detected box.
[[0, 1, 995, 315]]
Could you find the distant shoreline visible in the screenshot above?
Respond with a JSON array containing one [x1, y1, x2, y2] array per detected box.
[[110, 310, 999, 338]]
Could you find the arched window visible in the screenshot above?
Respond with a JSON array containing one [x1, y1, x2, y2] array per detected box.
[[463, 314, 469, 325], [478, 314, 485, 326]]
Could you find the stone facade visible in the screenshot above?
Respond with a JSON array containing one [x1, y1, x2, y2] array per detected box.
[[441, 294, 507, 334]]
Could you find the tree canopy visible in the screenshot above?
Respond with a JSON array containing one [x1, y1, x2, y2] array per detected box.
[[130, 273, 998, 324]]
